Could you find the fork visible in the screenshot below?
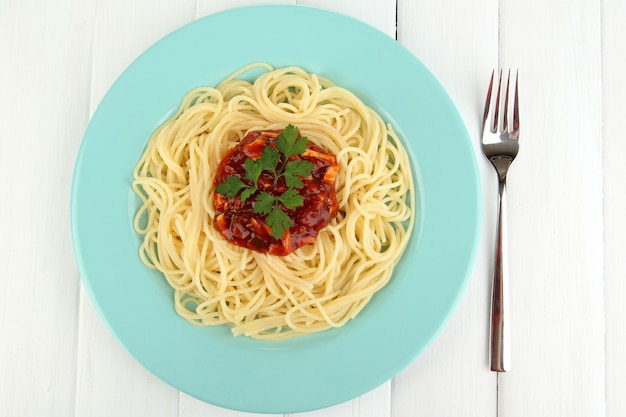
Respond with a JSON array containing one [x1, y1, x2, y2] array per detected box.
[[482, 70, 519, 372]]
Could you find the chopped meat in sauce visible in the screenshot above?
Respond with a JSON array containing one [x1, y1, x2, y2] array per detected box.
[[213, 129, 339, 256]]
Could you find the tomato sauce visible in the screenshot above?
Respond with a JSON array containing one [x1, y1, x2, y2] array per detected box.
[[213, 129, 339, 256]]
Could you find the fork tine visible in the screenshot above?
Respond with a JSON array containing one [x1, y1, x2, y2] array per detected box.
[[482, 70, 495, 133], [502, 70, 511, 133], [511, 71, 520, 139], [493, 70, 502, 133]]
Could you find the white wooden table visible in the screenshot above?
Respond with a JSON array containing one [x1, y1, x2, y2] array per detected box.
[[1, 0, 624, 416]]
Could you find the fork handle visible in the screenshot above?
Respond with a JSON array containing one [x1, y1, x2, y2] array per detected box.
[[490, 179, 511, 372]]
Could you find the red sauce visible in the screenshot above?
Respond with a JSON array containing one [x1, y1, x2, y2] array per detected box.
[[213, 129, 339, 256]]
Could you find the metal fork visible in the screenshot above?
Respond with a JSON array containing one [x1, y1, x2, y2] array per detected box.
[[482, 70, 519, 372]]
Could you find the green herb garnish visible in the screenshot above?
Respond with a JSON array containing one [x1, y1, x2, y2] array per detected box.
[[216, 125, 315, 239]]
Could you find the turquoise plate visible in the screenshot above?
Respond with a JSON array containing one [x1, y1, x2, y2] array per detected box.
[[71, 4, 480, 414]]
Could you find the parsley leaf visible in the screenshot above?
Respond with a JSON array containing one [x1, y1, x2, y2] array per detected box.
[[216, 175, 247, 199], [276, 124, 308, 158], [259, 146, 280, 172], [278, 189, 304, 209], [265, 208, 291, 239], [243, 158, 263, 183], [253, 192, 276, 215], [284, 159, 315, 188], [240, 187, 257, 202]]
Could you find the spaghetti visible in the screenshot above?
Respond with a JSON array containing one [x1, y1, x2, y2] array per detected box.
[[132, 63, 415, 340]]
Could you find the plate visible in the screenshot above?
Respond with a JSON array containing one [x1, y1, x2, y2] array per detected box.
[[71, 5, 480, 414]]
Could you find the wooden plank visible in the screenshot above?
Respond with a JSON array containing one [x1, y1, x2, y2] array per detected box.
[[179, 392, 280, 417], [393, 0, 498, 415], [497, 0, 605, 415], [73, 1, 195, 416], [0, 0, 95, 415], [294, 3, 397, 416], [182, 1, 397, 416], [178, 4, 297, 416], [196, 0, 395, 39], [299, 0, 396, 36], [74, 290, 180, 417], [602, 0, 626, 416], [88, 0, 196, 107], [196, 0, 295, 17], [350, 383, 392, 417]]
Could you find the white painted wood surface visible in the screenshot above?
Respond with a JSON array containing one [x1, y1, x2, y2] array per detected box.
[[602, 0, 626, 416], [0, 0, 623, 416]]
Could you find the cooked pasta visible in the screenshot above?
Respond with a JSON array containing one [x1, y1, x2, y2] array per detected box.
[[132, 63, 415, 340]]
